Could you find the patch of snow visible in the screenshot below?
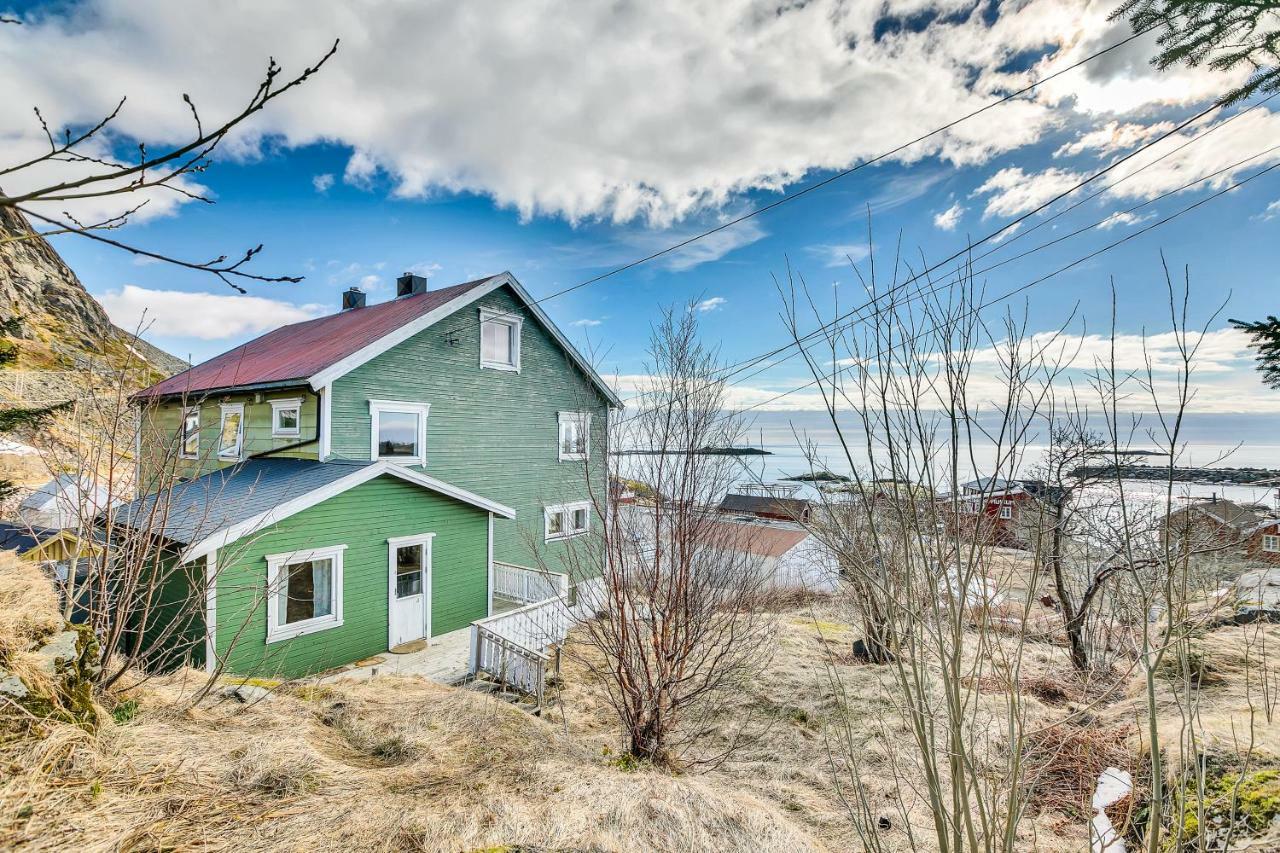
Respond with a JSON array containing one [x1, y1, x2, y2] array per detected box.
[[1090, 766, 1132, 853], [0, 438, 37, 456]]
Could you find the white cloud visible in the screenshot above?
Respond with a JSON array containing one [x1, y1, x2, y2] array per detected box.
[[807, 243, 871, 269], [1256, 199, 1280, 221], [405, 261, 443, 278], [988, 108, 1280, 216], [695, 296, 727, 313], [571, 318, 603, 327], [1054, 120, 1176, 158], [98, 284, 324, 340], [312, 173, 335, 192], [975, 166, 1085, 218], [0, 0, 1245, 228], [933, 202, 965, 231], [1096, 210, 1155, 230]]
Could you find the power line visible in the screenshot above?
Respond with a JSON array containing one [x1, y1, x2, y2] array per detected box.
[[445, 25, 1157, 337], [724, 158, 1280, 420], [618, 91, 1254, 419]]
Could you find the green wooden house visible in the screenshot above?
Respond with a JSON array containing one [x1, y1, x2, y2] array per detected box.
[[124, 272, 619, 678]]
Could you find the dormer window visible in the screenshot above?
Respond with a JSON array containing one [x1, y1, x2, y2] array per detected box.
[[368, 400, 429, 466], [479, 308, 521, 372]]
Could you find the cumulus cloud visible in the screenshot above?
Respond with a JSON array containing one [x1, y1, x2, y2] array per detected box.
[[1054, 120, 1176, 158], [571, 318, 604, 327], [987, 108, 1280, 219], [933, 202, 965, 230], [695, 296, 727, 313], [99, 285, 325, 340], [312, 173, 335, 192], [1096, 210, 1155, 229], [976, 166, 1085, 218], [0, 0, 1242, 227]]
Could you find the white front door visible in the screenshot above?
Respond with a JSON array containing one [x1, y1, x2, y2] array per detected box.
[[388, 535, 432, 647]]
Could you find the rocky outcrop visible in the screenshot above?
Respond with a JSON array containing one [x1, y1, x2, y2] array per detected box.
[[0, 204, 185, 377], [0, 623, 101, 726]]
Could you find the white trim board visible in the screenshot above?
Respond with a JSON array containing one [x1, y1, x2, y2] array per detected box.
[[180, 461, 515, 563], [306, 272, 623, 408]]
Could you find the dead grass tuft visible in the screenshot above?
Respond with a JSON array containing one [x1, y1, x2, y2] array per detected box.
[[1023, 721, 1138, 819], [0, 553, 61, 662]]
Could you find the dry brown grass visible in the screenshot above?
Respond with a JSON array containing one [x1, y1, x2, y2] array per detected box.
[[0, 553, 62, 661]]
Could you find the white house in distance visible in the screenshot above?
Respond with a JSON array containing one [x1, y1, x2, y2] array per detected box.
[[17, 475, 115, 530]]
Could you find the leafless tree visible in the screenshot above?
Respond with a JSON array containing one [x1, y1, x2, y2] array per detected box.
[[552, 304, 777, 767], [0, 25, 337, 292]]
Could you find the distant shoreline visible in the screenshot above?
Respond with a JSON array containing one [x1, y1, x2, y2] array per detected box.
[[1070, 465, 1280, 486]]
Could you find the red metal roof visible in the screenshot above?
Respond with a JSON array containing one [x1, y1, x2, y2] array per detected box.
[[705, 519, 810, 558], [136, 277, 495, 398]]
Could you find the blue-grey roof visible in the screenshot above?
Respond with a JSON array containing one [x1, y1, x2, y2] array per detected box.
[[116, 458, 376, 546], [0, 522, 55, 555]]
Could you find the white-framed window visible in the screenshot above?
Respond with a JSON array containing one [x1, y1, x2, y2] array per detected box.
[[998, 503, 1013, 520], [270, 397, 302, 437], [218, 403, 244, 460], [1263, 534, 1280, 553], [265, 544, 345, 643], [545, 501, 591, 542], [180, 406, 200, 459], [368, 399, 429, 465], [557, 411, 591, 461], [479, 308, 522, 372]]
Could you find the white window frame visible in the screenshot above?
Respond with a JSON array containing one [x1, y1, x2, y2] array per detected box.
[[998, 503, 1013, 520], [180, 405, 200, 459], [557, 411, 591, 462], [368, 399, 430, 466], [217, 403, 245, 460], [270, 397, 303, 437], [479, 307, 522, 372], [545, 500, 591, 542], [265, 544, 346, 643], [1263, 534, 1280, 553]]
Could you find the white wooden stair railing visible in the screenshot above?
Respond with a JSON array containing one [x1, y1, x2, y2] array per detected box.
[[469, 576, 574, 710], [492, 561, 568, 604]]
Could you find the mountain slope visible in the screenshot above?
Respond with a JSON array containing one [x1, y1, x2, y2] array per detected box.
[[0, 205, 186, 380]]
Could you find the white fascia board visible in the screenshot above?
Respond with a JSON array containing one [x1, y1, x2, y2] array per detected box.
[[305, 271, 624, 409], [180, 461, 515, 563], [306, 275, 506, 390]]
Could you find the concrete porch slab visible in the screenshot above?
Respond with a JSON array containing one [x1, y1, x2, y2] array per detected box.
[[320, 625, 473, 685]]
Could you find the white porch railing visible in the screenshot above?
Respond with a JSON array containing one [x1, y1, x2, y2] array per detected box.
[[469, 575, 577, 709], [493, 561, 568, 604]]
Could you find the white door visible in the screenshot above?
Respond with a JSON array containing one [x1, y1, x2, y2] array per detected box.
[[388, 535, 432, 647]]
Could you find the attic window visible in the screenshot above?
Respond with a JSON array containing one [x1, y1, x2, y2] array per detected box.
[[218, 404, 244, 460], [479, 308, 522, 372], [270, 398, 302, 437]]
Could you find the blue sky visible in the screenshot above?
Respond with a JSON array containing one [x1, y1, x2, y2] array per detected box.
[[4, 0, 1280, 417]]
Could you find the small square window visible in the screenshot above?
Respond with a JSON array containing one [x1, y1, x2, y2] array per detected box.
[[180, 406, 200, 459], [1264, 534, 1280, 553], [218, 404, 244, 459], [270, 398, 302, 437], [558, 412, 590, 461], [369, 400, 429, 465], [998, 504, 1013, 520], [480, 308, 522, 371]]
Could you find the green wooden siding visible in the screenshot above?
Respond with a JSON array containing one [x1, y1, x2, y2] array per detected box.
[[138, 388, 319, 485], [213, 475, 489, 679], [328, 286, 609, 578], [136, 551, 206, 671]]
